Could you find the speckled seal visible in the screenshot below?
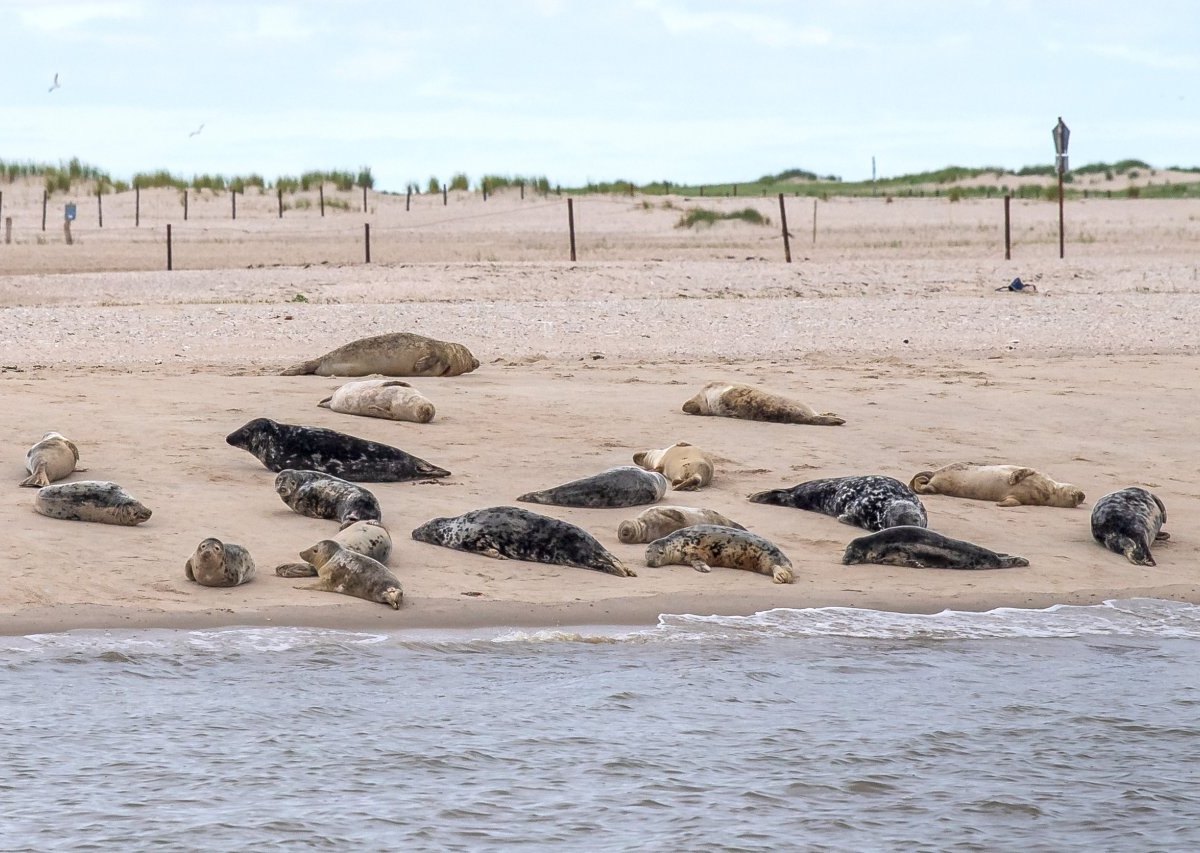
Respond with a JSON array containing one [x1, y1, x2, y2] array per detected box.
[[276, 519, 392, 578], [617, 505, 746, 545], [748, 475, 927, 531], [33, 480, 152, 526], [186, 538, 257, 587], [644, 524, 793, 584], [274, 469, 382, 527], [681, 382, 844, 426], [281, 332, 479, 377], [1090, 487, 1169, 566], [841, 526, 1029, 570], [297, 540, 403, 609], [517, 466, 668, 508]]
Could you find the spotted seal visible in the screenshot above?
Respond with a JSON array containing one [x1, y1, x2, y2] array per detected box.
[[644, 524, 793, 583], [21, 431, 87, 488], [297, 540, 403, 609], [411, 506, 634, 576], [632, 441, 714, 491], [276, 519, 392, 578], [841, 526, 1029, 570], [748, 475, 927, 531], [281, 332, 479, 377], [33, 481, 152, 526], [517, 466, 668, 508], [185, 538, 257, 587], [1090, 487, 1169, 566], [274, 469, 382, 527], [617, 505, 746, 544], [910, 463, 1085, 508], [226, 417, 450, 482], [681, 382, 844, 426], [318, 379, 435, 424]]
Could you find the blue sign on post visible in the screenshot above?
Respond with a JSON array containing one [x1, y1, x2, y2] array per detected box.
[[64, 203, 77, 221]]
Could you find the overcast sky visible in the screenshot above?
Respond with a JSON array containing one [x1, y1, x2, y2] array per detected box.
[[3, 0, 1196, 191]]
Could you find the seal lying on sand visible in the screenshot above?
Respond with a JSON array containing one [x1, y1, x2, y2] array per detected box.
[[33, 481, 152, 526], [318, 379, 435, 424], [681, 382, 844, 426], [617, 505, 746, 544], [1091, 487, 1169, 566], [412, 506, 634, 577], [749, 475, 927, 531], [841, 526, 1029, 570], [644, 525, 794, 584], [632, 442, 714, 491], [226, 417, 450, 482], [276, 519, 392, 578], [21, 431, 87, 488], [275, 469, 382, 527], [517, 466, 668, 509], [281, 332, 479, 377], [298, 540, 403, 609], [910, 463, 1085, 508], [186, 538, 257, 586]]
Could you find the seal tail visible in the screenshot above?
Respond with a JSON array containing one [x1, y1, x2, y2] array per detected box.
[[809, 413, 846, 426], [672, 474, 703, 491], [417, 462, 452, 479], [996, 555, 1030, 568], [281, 358, 320, 376], [317, 396, 333, 408], [275, 562, 318, 578], [19, 465, 50, 488], [747, 488, 792, 506], [516, 490, 550, 505], [909, 472, 936, 494]]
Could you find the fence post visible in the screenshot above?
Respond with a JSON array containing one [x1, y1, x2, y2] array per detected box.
[[812, 199, 818, 245], [231, 190, 237, 220], [4, 217, 11, 244], [42, 190, 48, 231], [567, 197, 577, 262], [97, 189, 103, 228], [482, 180, 488, 202], [520, 181, 525, 200], [778, 193, 792, 263], [183, 189, 188, 221], [136, 186, 140, 227], [362, 184, 367, 213], [0, 190, 3, 224], [442, 184, 447, 206], [278, 187, 283, 218], [1004, 194, 1012, 260], [364, 222, 371, 263], [733, 184, 738, 198], [166, 224, 173, 271], [63, 219, 73, 245], [319, 184, 325, 217], [406, 187, 411, 211]]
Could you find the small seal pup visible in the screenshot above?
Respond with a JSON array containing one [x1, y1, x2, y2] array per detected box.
[[33, 481, 152, 526], [749, 475, 927, 531], [226, 417, 450, 482], [298, 540, 403, 609], [411, 506, 634, 577], [274, 469, 382, 527], [842, 527, 1029, 570], [1090, 487, 1169, 566], [517, 466, 668, 509], [276, 519, 392, 578], [281, 331, 479, 377], [681, 382, 844, 426], [318, 379, 435, 424], [21, 431, 86, 488], [617, 505, 746, 544], [644, 525, 794, 584], [632, 442, 714, 491], [910, 463, 1085, 508], [185, 538, 257, 587]]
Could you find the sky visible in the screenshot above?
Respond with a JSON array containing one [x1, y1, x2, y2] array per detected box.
[[2, 0, 1197, 191]]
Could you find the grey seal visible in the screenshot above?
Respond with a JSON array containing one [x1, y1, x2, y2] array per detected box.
[[517, 466, 668, 508], [318, 379, 436, 424], [1090, 487, 1169, 566], [617, 505, 746, 544], [910, 463, 1085, 508], [297, 540, 403, 609], [632, 441, 714, 491], [33, 481, 152, 526], [226, 417, 450, 482], [281, 331, 479, 377], [748, 475, 927, 531], [644, 524, 793, 583], [841, 526, 1029, 570], [682, 382, 844, 426], [185, 538, 257, 586], [411, 505, 634, 577], [274, 469, 382, 527], [276, 519, 392, 578], [21, 431, 87, 488]]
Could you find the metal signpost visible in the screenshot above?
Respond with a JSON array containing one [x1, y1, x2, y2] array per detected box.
[[1052, 116, 1069, 259]]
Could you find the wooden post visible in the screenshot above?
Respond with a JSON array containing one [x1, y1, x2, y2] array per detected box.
[[567, 197, 577, 262], [700, 186, 705, 197], [364, 222, 371, 263], [135, 186, 140, 227], [482, 180, 488, 202], [1004, 195, 1012, 260], [42, 190, 48, 231], [319, 184, 325, 217], [0, 190, 3, 224], [63, 219, 73, 245], [362, 184, 367, 212], [406, 187, 411, 211], [97, 189, 103, 228], [1057, 170, 1065, 259], [812, 199, 818, 245], [278, 187, 283, 218], [442, 184, 447, 206], [520, 181, 525, 200], [166, 224, 173, 271], [4, 217, 11, 244], [183, 189, 188, 221], [231, 190, 237, 220], [732, 184, 738, 198], [778, 193, 791, 263]]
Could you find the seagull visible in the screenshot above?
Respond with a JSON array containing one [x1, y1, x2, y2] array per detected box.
[[48, 73, 61, 93], [188, 123, 205, 138]]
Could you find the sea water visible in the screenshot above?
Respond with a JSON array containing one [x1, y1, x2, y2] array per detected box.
[[2, 598, 1199, 851]]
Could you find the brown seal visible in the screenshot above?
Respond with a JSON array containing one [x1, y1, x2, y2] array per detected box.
[[186, 538, 257, 587], [281, 332, 479, 377], [318, 379, 435, 424], [632, 442, 714, 491], [910, 463, 1084, 508], [681, 382, 844, 426], [617, 505, 746, 544], [297, 540, 404, 609], [21, 431, 86, 488]]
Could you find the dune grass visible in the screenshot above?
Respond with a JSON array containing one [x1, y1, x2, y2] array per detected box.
[[676, 206, 770, 229]]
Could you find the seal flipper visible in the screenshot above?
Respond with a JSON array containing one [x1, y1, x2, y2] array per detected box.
[[996, 555, 1030, 568], [1155, 530, 1170, 541], [810, 413, 846, 426], [996, 496, 1023, 507], [276, 562, 319, 578], [185, 557, 195, 582], [690, 559, 712, 573], [281, 358, 321, 376], [411, 354, 445, 375], [318, 396, 333, 408], [673, 474, 703, 491], [747, 488, 795, 506], [19, 464, 50, 488]]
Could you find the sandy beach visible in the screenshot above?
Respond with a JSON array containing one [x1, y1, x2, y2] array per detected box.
[[2, 185, 1198, 634]]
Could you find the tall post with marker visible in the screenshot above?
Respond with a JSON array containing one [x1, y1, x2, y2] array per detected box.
[[1052, 116, 1070, 260]]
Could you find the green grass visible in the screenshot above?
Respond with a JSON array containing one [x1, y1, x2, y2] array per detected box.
[[676, 206, 770, 229]]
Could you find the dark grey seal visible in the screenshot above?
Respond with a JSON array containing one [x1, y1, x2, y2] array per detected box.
[[748, 475, 927, 531], [1091, 487, 1169, 566], [33, 481, 152, 526], [298, 540, 403, 609], [226, 417, 450, 482], [411, 506, 634, 577], [276, 519, 392, 578], [185, 538, 257, 587], [645, 524, 793, 583], [274, 469, 381, 527], [516, 466, 668, 509], [841, 526, 1029, 570]]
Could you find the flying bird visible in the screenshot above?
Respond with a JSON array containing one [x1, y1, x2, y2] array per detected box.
[[188, 123, 205, 138], [48, 73, 61, 93]]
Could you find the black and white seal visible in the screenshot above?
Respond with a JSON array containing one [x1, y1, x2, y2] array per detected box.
[[517, 466, 668, 508], [644, 524, 793, 583], [748, 475, 927, 531], [411, 506, 635, 577], [21, 431, 87, 488], [33, 481, 152, 526], [297, 540, 403, 609], [274, 469, 382, 527], [617, 505, 746, 544], [276, 519, 392, 578], [186, 538, 257, 586], [226, 417, 450, 482], [281, 331, 479, 377], [841, 526, 1029, 570], [1090, 487, 1169, 566]]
